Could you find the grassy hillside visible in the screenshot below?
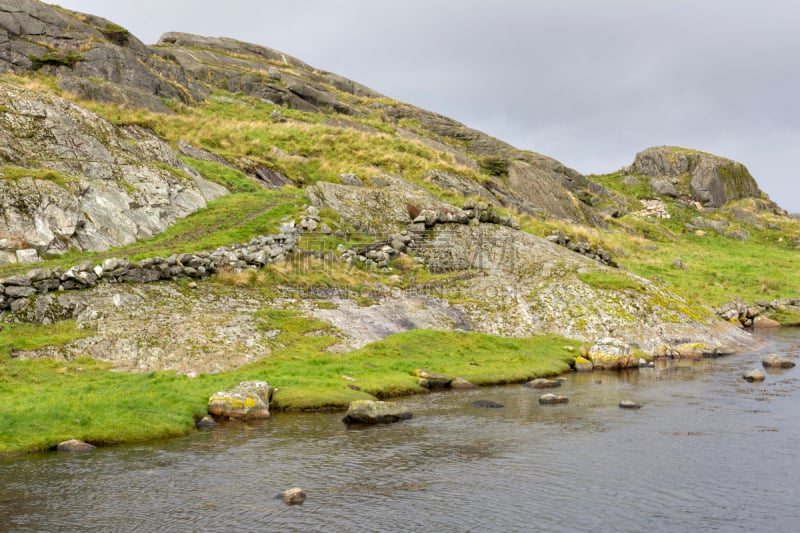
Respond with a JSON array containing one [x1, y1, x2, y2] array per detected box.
[[2, 69, 799, 455], [4, 73, 798, 311]]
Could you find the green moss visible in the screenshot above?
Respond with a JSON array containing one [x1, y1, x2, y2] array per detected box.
[[0, 165, 77, 188], [97, 22, 129, 45], [478, 156, 508, 177], [29, 50, 84, 69]]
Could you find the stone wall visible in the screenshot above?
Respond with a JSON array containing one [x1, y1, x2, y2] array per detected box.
[[0, 231, 297, 313]]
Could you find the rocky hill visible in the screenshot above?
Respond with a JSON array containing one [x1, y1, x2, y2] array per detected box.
[[2, 0, 798, 376]]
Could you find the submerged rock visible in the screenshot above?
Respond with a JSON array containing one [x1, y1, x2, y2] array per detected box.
[[342, 400, 412, 424], [207, 381, 272, 419], [471, 400, 504, 408], [762, 354, 796, 369], [524, 378, 561, 389]]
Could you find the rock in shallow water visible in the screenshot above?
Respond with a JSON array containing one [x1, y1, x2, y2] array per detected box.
[[207, 381, 272, 419], [539, 394, 569, 405], [450, 377, 478, 389], [282, 487, 306, 505], [762, 354, 795, 369], [619, 400, 642, 410], [742, 369, 766, 382], [342, 400, 412, 424]]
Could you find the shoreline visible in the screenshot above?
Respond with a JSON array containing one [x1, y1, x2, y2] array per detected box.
[[3, 325, 787, 458]]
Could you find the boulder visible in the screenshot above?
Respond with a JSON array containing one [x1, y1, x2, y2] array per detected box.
[[588, 338, 638, 370], [619, 400, 642, 410], [414, 368, 452, 389], [631, 146, 765, 208], [539, 394, 569, 405], [342, 400, 412, 424], [742, 369, 765, 382], [56, 439, 95, 452], [282, 487, 306, 505], [450, 377, 478, 389], [762, 354, 796, 369], [196, 415, 218, 428], [753, 316, 781, 328], [524, 378, 561, 389], [650, 178, 678, 197], [207, 381, 272, 419], [574, 356, 593, 372]]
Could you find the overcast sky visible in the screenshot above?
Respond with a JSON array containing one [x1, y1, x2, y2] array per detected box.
[[54, 0, 800, 212]]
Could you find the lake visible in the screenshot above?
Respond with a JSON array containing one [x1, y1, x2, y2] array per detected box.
[[1, 329, 798, 532]]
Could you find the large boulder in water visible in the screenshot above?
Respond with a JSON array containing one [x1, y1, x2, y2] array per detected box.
[[588, 338, 638, 370], [207, 381, 272, 419], [342, 400, 412, 424]]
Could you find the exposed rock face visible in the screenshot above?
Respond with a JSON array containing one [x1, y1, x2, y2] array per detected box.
[[631, 146, 767, 208], [342, 400, 412, 424], [0, 82, 227, 261], [2, 0, 620, 228], [208, 381, 272, 419], [0, 0, 205, 110]]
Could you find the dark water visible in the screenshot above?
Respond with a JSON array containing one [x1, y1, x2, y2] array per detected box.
[[2, 329, 799, 532]]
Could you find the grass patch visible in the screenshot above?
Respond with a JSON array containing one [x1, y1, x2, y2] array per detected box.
[[0, 165, 77, 188]]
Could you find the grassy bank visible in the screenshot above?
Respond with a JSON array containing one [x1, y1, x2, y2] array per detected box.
[[0, 317, 578, 456]]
